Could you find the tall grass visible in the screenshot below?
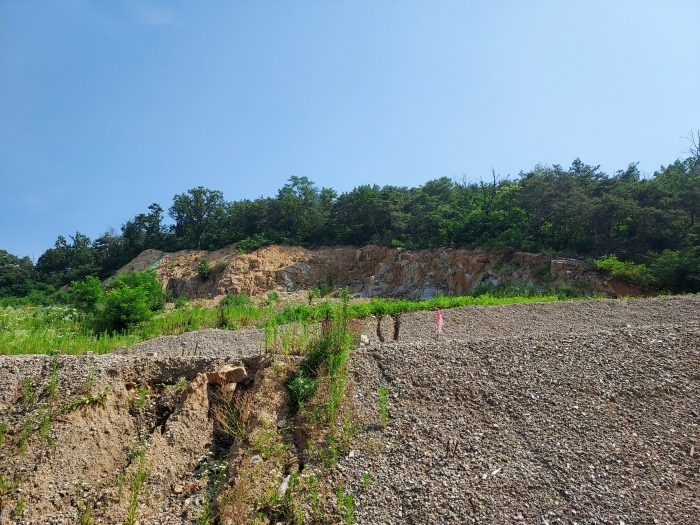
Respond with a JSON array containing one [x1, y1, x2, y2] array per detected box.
[[266, 286, 581, 326], [2, 285, 589, 356], [0, 303, 263, 356]]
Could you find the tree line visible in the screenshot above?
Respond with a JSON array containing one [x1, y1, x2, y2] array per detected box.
[[2, 142, 699, 304]]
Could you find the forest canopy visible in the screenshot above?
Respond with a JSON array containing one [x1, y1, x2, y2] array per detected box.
[[2, 148, 699, 304]]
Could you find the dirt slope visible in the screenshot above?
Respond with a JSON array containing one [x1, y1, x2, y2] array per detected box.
[[121, 245, 640, 300]]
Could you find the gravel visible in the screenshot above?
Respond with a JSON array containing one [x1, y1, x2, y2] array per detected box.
[[331, 296, 700, 524]]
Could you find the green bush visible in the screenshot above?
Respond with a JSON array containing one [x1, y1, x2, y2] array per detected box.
[[71, 270, 165, 333], [109, 270, 165, 311], [236, 234, 271, 253], [197, 259, 212, 280], [72, 275, 104, 312], [220, 292, 252, 308], [102, 285, 152, 332], [648, 249, 700, 293], [592, 255, 652, 287], [286, 375, 317, 404]]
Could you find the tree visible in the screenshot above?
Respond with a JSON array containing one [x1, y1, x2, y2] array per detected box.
[[169, 187, 226, 249], [0, 249, 34, 297]]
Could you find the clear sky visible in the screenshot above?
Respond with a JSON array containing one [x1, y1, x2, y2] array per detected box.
[[1, 1, 699, 259]]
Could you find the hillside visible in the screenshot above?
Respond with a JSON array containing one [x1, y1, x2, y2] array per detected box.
[[120, 245, 644, 301], [0, 296, 698, 523]]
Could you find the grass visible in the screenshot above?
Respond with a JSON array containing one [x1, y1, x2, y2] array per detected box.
[[2, 283, 593, 355], [125, 449, 150, 525], [266, 286, 582, 326], [0, 301, 265, 355], [378, 387, 388, 428]]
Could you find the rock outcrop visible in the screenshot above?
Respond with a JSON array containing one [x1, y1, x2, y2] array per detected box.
[[123, 245, 640, 300]]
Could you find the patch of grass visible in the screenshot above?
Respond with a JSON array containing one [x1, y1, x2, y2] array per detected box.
[[378, 387, 388, 428], [336, 485, 355, 525], [266, 289, 574, 328], [213, 390, 254, 443], [59, 388, 109, 414], [125, 450, 149, 525]]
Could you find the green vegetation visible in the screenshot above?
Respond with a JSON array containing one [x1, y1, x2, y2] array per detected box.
[[125, 450, 150, 525], [378, 387, 388, 428], [3, 137, 700, 306], [197, 258, 213, 280], [2, 282, 585, 355]]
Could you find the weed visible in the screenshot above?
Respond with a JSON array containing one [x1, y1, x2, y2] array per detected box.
[[40, 413, 52, 445], [19, 420, 31, 457], [14, 494, 25, 518], [213, 391, 254, 443], [216, 260, 229, 272], [76, 498, 94, 525], [336, 485, 355, 525], [287, 375, 317, 404], [59, 388, 109, 414], [22, 377, 36, 409], [47, 350, 60, 399], [378, 386, 389, 427], [83, 355, 96, 394], [362, 472, 371, 490], [117, 473, 125, 499], [197, 455, 228, 525], [126, 450, 149, 525], [128, 386, 148, 409], [0, 422, 6, 449]]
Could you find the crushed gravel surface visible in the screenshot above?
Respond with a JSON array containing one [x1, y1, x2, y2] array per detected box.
[[331, 296, 700, 524]]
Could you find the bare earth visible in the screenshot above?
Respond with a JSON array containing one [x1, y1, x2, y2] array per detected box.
[[0, 295, 698, 524]]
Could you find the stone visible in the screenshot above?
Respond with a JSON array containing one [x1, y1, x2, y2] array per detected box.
[[220, 364, 247, 384], [206, 365, 247, 386]]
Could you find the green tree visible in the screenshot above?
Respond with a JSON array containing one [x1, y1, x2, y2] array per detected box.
[[169, 187, 226, 249]]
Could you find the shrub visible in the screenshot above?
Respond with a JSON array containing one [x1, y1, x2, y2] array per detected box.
[[220, 292, 252, 308], [72, 276, 104, 312], [197, 259, 212, 280], [648, 249, 700, 293], [591, 255, 652, 287], [236, 234, 272, 253], [74, 270, 166, 333], [109, 270, 165, 311]]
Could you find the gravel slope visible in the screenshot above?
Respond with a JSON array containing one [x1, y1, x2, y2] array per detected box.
[[331, 297, 700, 525]]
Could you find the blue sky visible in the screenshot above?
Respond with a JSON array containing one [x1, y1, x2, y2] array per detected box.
[[1, 1, 699, 259]]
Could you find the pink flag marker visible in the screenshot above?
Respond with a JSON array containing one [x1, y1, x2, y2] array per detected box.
[[436, 308, 444, 335]]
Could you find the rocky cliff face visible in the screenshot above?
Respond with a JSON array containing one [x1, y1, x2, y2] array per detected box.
[[119, 245, 639, 300]]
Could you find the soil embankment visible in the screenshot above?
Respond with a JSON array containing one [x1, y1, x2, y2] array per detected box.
[[0, 296, 698, 523]]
